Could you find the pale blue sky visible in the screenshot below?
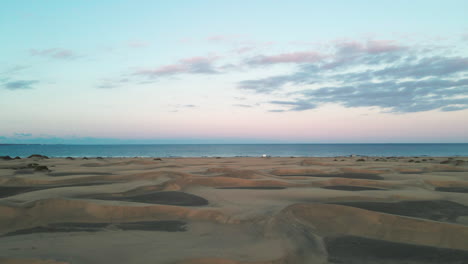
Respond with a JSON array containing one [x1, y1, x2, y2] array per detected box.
[[1, 0, 467, 143]]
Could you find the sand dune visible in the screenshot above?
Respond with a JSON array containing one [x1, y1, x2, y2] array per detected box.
[[271, 167, 384, 180], [273, 203, 468, 250], [1, 156, 468, 263], [0, 198, 227, 233]]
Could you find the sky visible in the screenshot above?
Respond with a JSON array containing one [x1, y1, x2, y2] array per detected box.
[[1, 0, 468, 144]]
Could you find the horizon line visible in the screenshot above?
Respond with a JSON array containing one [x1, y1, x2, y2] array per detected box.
[[2, 142, 468, 145]]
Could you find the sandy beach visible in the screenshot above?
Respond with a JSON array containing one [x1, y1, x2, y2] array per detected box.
[[1, 156, 468, 264]]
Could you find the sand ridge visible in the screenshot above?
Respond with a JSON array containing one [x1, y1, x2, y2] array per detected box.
[[1, 156, 468, 263]]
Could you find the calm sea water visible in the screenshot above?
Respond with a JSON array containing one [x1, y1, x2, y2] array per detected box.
[[0, 144, 467, 158]]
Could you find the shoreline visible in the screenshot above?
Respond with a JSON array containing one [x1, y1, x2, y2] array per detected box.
[[2, 143, 468, 159]]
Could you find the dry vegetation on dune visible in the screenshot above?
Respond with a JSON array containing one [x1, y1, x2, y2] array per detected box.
[[1, 157, 468, 264]]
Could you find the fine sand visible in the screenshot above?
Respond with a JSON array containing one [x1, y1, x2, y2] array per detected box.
[[1, 156, 468, 264]]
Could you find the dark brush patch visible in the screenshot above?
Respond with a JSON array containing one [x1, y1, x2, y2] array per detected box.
[[2, 220, 187, 237], [435, 187, 468, 193], [0, 186, 39, 198], [278, 173, 383, 180], [48, 172, 114, 177], [2, 163, 51, 173], [27, 154, 49, 159], [396, 170, 425, 174], [56, 182, 117, 188], [330, 200, 468, 223], [80, 163, 108, 167], [322, 185, 385, 191], [13, 169, 35, 174], [326, 235, 468, 264], [91, 191, 209, 206], [0, 182, 115, 198], [3, 223, 108, 236], [216, 186, 287, 190], [116, 220, 187, 232], [34, 165, 50, 172]]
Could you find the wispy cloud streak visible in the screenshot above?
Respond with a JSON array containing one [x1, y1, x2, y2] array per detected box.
[[3, 80, 39, 90], [135, 56, 220, 78], [247, 51, 324, 65], [30, 48, 78, 60]]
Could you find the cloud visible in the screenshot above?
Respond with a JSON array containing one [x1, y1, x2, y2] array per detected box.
[[1, 65, 29, 75], [295, 78, 468, 113], [238, 76, 289, 93], [270, 100, 317, 111], [96, 78, 131, 89], [441, 105, 468, 111], [321, 40, 407, 69], [232, 46, 255, 54], [242, 40, 405, 68], [97, 84, 117, 89], [242, 56, 468, 94], [30, 48, 77, 60], [238, 67, 320, 93], [325, 56, 468, 84], [265, 78, 468, 113], [233, 104, 253, 108], [168, 104, 198, 112], [371, 56, 468, 79], [336, 39, 405, 55], [0, 66, 30, 84], [135, 56, 220, 78], [3, 80, 39, 90], [247, 51, 324, 65], [238, 39, 468, 113], [239, 40, 408, 92]]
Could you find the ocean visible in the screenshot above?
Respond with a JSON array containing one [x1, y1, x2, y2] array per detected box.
[[0, 144, 467, 158]]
